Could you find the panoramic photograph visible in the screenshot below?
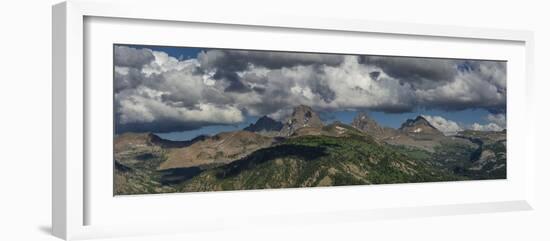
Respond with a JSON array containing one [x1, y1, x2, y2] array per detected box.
[[113, 44, 507, 195]]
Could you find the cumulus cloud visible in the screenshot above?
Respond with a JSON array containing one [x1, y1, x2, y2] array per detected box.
[[113, 45, 507, 133], [114, 46, 154, 69], [114, 47, 246, 133], [422, 115, 463, 135], [363, 56, 506, 113], [487, 113, 506, 128], [469, 123, 504, 132], [415, 65, 506, 113], [115, 86, 244, 133], [468, 113, 506, 132], [422, 114, 506, 134], [196, 50, 346, 93]]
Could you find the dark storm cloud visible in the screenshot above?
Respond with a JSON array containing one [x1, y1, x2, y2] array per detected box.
[[115, 120, 206, 133], [306, 65, 336, 103], [363, 56, 459, 88], [369, 71, 381, 80], [114, 68, 143, 92], [114, 45, 155, 68], [311, 80, 336, 103], [160, 93, 198, 109], [113, 45, 507, 133], [198, 49, 345, 71], [212, 69, 251, 93], [114, 67, 166, 93]]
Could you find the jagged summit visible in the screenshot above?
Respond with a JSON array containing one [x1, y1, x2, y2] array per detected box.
[[244, 115, 283, 133], [280, 105, 323, 136], [351, 112, 384, 134], [399, 116, 442, 135]]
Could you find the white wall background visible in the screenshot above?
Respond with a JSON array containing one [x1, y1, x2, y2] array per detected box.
[[1, 0, 548, 240]]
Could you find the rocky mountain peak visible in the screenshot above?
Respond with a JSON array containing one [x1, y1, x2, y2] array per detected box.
[[244, 115, 283, 132], [399, 116, 442, 135], [280, 105, 323, 136], [351, 112, 384, 134]]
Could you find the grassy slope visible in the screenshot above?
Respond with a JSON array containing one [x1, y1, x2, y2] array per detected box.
[[113, 127, 505, 195], [176, 134, 461, 192], [390, 140, 506, 180], [114, 148, 177, 195]]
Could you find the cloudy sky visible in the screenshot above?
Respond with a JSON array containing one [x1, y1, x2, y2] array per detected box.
[[114, 44, 506, 139]]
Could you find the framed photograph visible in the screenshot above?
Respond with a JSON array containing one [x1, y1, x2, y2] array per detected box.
[[52, 0, 535, 240]]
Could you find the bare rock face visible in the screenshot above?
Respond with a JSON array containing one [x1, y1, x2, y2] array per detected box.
[[399, 116, 443, 136], [479, 150, 497, 162], [244, 115, 283, 133], [351, 113, 385, 135], [280, 105, 324, 136]]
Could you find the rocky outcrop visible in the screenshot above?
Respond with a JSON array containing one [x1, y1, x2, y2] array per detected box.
[[244, 115, 283, 133], [399, 116, 443, 135], [280, 105, 324, 136]]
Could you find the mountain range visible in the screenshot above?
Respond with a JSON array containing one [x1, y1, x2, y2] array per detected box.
[[114, 105, 506, 195]]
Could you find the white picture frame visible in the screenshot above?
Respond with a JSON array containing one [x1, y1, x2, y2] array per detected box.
[[52, 0, 536, 240]]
